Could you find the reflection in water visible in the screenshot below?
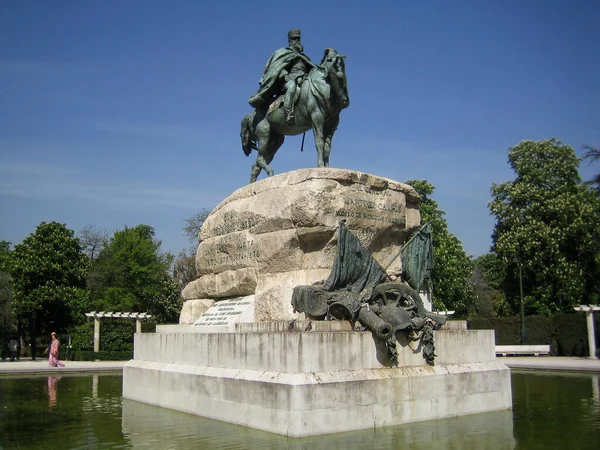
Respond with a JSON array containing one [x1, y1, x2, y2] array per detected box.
[[47, 376, 62, 407], [92, 373, 98, 399], [512, 371, 600, 449], [0, 374, 125, 450], [121, 399, 515, 449], [1, 372, 599, 449]]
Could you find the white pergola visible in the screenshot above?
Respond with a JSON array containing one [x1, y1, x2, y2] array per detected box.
[[85, 311, 153, 352], [574, 305, 600, 360]]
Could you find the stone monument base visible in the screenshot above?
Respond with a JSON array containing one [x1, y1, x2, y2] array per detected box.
[[123, 324, 512, 437], [181, 168, 423, 324]]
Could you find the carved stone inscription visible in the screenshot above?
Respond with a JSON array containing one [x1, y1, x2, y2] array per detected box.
[[335, 186, 406, 226], [211, 212, 258, 237], [203, 232, 261, 269], [193, 297, 254, 327]]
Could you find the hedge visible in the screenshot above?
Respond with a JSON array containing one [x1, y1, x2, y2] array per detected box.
[[71, 319, 136, 352], [70, 350, 133, 361], [468, 312, 599, 357]]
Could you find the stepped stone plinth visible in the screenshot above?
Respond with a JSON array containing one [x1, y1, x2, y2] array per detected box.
[[123, 323, 512, 437]]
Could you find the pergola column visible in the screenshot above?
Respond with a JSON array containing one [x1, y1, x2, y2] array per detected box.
[[94, 317, 101, 353], [85, 311, 152, 353], [574, 305, 599, 360], [585, 310, 597, 359]]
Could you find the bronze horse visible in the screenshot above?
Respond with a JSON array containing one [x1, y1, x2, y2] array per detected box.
[[241, 48, 349, 183]]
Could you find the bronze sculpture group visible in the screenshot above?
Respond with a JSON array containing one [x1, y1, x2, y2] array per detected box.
[[291, 221, 447, 366], [241, 29, 350, 183]]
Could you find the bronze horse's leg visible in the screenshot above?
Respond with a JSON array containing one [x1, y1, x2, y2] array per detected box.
[[250, 132, 285, 183], [311, 110, 326, 167], [250, 148, 271, 183], [262, 133, 284, 175], [250, 162, 261, 183], [322, 116, 339, 167], [249, 118, 271, 183]]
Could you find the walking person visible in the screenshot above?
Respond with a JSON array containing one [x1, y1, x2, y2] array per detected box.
[[48, 332, 65, 368], [9, 337, 19, 362]]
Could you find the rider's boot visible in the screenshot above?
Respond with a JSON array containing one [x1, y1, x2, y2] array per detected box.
[[284, 81, 296, 125], [284, 107, 295, 125]]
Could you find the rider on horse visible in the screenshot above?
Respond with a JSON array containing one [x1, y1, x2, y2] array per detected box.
[[248, 28, 315, 125]]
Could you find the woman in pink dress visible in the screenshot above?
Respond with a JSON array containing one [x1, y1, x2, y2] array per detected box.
[[48, 332, 65, 367]]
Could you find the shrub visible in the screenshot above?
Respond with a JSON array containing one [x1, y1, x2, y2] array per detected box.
[[100, 320, 134, 352], [71, 321, 94, 351], [553, 313, 588, 357], [70, 319, 136, 352], [469, 317, 521, 345], [70, 350, 132, 361], [522, 315, 554, 346], [141, 322, 156, 333], [468, 312, 598, 356]]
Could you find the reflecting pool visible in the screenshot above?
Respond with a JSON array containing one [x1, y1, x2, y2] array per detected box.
[[0, 371, 598, 449]]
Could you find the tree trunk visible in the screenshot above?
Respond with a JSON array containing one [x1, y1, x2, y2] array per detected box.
[[30, 313, 37, 360], [17, 316, 23, 360]]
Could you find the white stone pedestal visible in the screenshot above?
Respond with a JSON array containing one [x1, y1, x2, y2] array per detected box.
[[122, 323, 512, 437]]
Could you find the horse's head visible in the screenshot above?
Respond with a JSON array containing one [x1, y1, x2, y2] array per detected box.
[[319, 48, 350, 110]]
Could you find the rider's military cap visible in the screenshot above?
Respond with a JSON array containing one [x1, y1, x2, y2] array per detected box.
[[288, 29, 301, 40]]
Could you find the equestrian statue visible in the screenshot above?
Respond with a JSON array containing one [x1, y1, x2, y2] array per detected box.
[[241, 29, 349, 183]]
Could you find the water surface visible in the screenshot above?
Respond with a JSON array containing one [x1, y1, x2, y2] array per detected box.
[[0, 371, 598, 449]]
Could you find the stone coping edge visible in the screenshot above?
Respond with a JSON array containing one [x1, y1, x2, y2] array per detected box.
[[0, 367, 123, 376], [124, 359, 509, 382]]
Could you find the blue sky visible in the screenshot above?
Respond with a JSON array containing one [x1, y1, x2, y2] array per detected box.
[[1, 0, 599, 258]]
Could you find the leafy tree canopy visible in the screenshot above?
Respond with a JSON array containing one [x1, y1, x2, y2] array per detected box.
[[472, 253, 509, 317], [0, 240, 11, 270], [489, 139, 600, 315], [406, 180, 475, 316], [78, 224, 109, 261], [0, 241, 15, 338], [88, 224, 180, 322], [183, 210, 210, 248], [173, 249, 197, 290], [583, 145, 600, 194], [9, 222, 90, 334]]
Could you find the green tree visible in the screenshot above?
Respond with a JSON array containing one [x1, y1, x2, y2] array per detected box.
[[489, 139, 600, 315], [9, 222, 89, 358], [88, 225, 181, 322], [173, 249, 197, 290], [583, 145, 600, 194], [406, 180, 475, 316], [78, 225, 109, 261], [472, 253, 509, 316], [0, 241, 16, 357], [182, 210, 211, 248]]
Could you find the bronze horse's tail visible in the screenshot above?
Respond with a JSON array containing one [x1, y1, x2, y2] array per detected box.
[[240, 112, 255, 157]]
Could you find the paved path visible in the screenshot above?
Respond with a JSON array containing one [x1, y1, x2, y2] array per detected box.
[[498, 356, 600, 372], [0, 359, 125, 375]]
